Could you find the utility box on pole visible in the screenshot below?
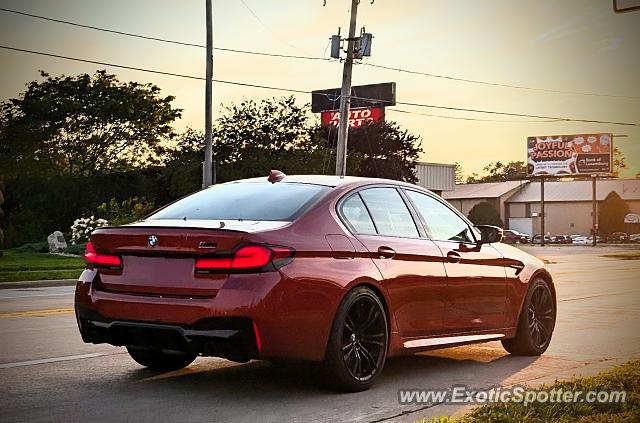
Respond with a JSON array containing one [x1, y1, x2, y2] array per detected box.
[[354, 33, 372, 59], [330, 34, 341, 59]]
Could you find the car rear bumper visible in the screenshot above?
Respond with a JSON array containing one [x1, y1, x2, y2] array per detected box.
[[76, 304, 258, 362], [74, 268, 339, 362]]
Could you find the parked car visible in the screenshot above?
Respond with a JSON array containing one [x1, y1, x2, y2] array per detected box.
[[532, 234, 553, 244], [607, 232, 629, 243], [630, 234, 640, 243], [553, 235, 573, 244], [75, 173, 556, 391], [572, 236, 590, 245], [502, 229, 530, 244]]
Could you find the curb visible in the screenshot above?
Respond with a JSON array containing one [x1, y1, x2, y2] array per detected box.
[[0, 279, 77, 290]]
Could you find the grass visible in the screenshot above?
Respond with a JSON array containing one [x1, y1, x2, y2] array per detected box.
[[0, 250, 85, 282], [602, 252, 640, 260], [420, 360, 639, 423]]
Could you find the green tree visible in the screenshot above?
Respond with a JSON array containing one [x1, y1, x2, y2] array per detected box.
[[343, 122, 423, 183], [598, 190, 630, 235], [466, 161, 527, 183], [467, 202, 504, 227], [613, 147, 627, 178], [0, 176, 5, 255], [162, 97, 423, 191], [0, 70, 181, 177], [453, 162, 465, 183], [211, 96, 330, 180]]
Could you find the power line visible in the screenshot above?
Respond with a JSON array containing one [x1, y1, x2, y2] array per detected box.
[[0, 7, 332, 62], [389, 109, 564, 123], [1, 6, 637, 99], [1, 44, 637, 127], [358, 62, 639, 100], [238, 0, 296, 48], [390, 99, 638, 126], [0, 45, 309, 94]]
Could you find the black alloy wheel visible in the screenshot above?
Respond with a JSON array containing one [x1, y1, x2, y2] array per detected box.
[[528, 283, 555, 350], [323, 286, 388, 391], [502, 278, 556, 356], [342, 295, 387, 382]]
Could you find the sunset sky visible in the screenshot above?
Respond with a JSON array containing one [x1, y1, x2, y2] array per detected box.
[[1, 0, 639, 178]]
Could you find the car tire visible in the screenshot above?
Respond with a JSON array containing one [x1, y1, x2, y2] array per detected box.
[[126, 346, 197, 370], [502, 278, 556, 356], [322, 286, 388, 392]]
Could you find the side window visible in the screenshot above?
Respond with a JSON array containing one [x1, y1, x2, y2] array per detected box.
[[339, 193, 376, 234], [359, 188, 419, 238], [405, 190, 475, 243]]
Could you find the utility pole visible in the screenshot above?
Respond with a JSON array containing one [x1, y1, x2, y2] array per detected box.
[[592, 175, 598, 246], [540, 176, 545, 246], [335, 0, 359, 177], [203, 0, 213, 188]]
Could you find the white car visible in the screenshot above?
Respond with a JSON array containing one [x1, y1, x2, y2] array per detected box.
[[630, 234, 640, 243], [572, 236, 590, 245]]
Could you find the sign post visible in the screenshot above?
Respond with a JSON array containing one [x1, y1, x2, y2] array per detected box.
[[592, 175, 598, 246], [541, 176, 545, 247]]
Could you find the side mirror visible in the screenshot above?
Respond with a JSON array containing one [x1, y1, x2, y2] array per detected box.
[[476, 225, 503, 244]]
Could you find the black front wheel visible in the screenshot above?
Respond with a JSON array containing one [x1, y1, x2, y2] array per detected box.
[[322, 286, 388, 392], [502, 279, 556, 355], [126, 346, 197, 370]]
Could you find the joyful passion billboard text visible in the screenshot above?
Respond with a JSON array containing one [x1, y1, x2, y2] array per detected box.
[[527, 133, 612, 176]]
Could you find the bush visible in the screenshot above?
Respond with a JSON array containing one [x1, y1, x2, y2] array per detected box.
[[12, 241, 49, 253], [96, 197, 156, 226], [2, 169, 169, 248], [70, 216, 108, 244], [467, 202, 504, 227], [599, 190, 630, 236], [64, 242, 87, 256]]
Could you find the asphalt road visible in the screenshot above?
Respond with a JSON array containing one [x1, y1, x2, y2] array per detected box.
[[1, 245, 639, 422]]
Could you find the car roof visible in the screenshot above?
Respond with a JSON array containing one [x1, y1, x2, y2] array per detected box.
[[229, 174, 420, 189]]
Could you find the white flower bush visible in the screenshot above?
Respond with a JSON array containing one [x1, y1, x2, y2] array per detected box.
[[70, 216, 108, 244]]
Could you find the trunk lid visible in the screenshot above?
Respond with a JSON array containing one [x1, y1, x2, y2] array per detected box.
[[90, 221, 289, 297]]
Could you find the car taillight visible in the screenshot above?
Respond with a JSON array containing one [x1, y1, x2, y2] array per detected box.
[[84, 241, 122, 270], [195, 244, 295, 273]]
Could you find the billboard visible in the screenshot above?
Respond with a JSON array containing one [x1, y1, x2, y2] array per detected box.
[[527, 133, 612, 176], [321, 107, 385, 129], [311, 82, 396, 113]]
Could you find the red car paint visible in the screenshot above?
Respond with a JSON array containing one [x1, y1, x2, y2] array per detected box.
[[75, 175, 553, 364]]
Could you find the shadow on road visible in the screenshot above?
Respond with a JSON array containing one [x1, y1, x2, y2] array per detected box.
[[122, 344, 539, 397]]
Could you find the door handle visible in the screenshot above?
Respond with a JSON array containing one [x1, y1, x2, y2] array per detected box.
[[377, 246, 396, 259], [447, 251, 461, 264]]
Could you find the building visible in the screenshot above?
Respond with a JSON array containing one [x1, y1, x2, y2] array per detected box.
[[442, 181, 525, 224], [442, 178, 640, 236], [414, 162, 455, 196], [506, 179, 640, 236]]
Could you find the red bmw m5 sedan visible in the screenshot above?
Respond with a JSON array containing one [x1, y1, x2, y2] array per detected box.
[[75, 172, 556, 391]]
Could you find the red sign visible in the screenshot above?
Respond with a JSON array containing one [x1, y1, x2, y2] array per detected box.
[[321, 107, 385, 128]]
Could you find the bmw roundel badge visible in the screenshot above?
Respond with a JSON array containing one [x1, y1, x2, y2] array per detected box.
[[148, 235, 158, 247]]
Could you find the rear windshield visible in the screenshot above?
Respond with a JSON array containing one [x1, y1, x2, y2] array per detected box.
[[147, 182, 330, 221]]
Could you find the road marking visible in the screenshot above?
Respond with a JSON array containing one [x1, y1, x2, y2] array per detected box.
[[0, 307, 74, 318], [559, 289, 640, 303], [0, 352, 111, 369]]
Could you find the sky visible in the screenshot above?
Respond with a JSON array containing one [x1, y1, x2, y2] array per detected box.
[[0, 0, 639, 178]]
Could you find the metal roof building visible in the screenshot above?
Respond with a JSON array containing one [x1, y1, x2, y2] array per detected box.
[[507, 179, 640, 203], [441, 178, 640, 236], [414, 162, 456, 195]]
